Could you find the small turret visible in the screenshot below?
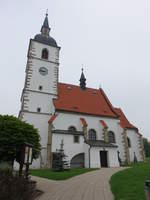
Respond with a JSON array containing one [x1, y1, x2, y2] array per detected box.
[[79, 68, 86, 90]]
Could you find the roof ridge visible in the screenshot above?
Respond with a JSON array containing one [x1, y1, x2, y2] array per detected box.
[[58, 82, 99, 91], [115, 107, 133, 125], [114, 107, 138, 131], [99, 89, 119, 118]]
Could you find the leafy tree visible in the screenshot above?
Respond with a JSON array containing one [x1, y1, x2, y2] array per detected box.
[[143, 137, 150, 157], [52, 140, 69, 171], [0, 115, 40, 165]]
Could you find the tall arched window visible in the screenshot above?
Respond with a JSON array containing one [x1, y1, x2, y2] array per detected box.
[[88, 129, 96, 141], [127, 137, 131, 148], [108, 131, 116, 143], [68, 126, 76, 133], [41, 48, 49, 59]]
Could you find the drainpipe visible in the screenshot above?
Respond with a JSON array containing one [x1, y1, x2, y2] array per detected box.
[[89, 145, 91, 168]]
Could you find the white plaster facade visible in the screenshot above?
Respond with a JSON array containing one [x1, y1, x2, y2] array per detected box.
[[19, 15, 144, 169], [52, 112, 121, 168], [127, 129, 143, 162]]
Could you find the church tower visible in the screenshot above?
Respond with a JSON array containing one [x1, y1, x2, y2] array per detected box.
[[19, 13, 60, 168]]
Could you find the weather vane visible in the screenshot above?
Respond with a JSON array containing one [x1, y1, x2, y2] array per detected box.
[[46, 9, 48, 16], [81, 64, 84, 72]]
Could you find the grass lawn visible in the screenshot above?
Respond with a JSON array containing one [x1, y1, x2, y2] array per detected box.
[[110, 159, 150, 200], [31, 168, 97, 180]]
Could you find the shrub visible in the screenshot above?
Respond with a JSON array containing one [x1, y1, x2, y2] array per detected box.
[[0, 115, 40, 164], [0, 168, 40, 200]]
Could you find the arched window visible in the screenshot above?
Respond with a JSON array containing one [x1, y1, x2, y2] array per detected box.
[[108, 131, 116, 143], [88, 129, 96, 141], [127, 137, 131, 148], [68, 126, 77, 133], [41, 48, 49, 59]]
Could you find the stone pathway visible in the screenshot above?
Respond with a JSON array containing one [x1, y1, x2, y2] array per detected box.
[[32, 167, 124, 200]]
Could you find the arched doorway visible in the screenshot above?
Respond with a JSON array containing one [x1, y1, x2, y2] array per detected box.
[[70, 153, 84, 168]]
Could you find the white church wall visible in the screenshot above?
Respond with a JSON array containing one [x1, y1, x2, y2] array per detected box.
[[19, 36, 60, 169], [90, 148, 101, 168], [27, 92, 54, 114], [23, 112, 50, 147], [53, 112, 83, 132], [115, 124, 126, 162], [22, 112, 51, 168], [27, 58, 58, 95], [52, 133, 85, 165], [53, 112, 121, 141], [83, 143, 90, 168], [108, 148, 120, 167], [53, 112, 126, 163], [30, 40, 60, 64], [127, 129, 142, 162], [90, 147, 119, 168], [106, 120, 126, 162]]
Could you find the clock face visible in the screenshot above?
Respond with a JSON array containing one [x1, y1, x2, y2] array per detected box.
[[39, 67, 48, 76]]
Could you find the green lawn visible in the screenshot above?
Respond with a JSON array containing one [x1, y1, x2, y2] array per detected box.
[[110, 159, 150, 200], [31, 168, 97, 180]]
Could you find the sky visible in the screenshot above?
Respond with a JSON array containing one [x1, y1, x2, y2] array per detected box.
[[0, 0, 150, 139]]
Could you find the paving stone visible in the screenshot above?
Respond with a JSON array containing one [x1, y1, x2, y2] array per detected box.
[[32, 167, 125, 200]]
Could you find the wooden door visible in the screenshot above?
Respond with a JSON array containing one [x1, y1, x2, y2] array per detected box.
[[100, 151, 108, 167]]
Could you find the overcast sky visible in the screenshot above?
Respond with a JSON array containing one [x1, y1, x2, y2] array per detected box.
[[0, 0, 150, 139]]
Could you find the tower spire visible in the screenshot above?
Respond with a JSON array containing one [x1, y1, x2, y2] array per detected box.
[[34, 12, 58, 47], [79, 68, 86, 90], [41, 11, 50, 36]]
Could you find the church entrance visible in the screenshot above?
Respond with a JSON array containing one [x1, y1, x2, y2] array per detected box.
[[100, 151, 108, 167]]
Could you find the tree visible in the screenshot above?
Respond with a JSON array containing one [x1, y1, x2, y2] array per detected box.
[[52, 140, 69, 171], [143, 137, 150, 157], [0, 115, 40, 165]]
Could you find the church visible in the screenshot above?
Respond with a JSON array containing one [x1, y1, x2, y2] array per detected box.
[[19, 14, 145, 169]]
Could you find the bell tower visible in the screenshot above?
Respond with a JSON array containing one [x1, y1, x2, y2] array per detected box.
[[19, 13, 60, 168]]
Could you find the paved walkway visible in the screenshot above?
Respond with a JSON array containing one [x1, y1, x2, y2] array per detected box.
[[32, 167, 124, 200]]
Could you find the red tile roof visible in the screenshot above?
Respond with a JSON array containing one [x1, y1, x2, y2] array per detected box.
[[100, 120, 108, 129], [114, 108, 138, 131], [54, 83, 119, 118]]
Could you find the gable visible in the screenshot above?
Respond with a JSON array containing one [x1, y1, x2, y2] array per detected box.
[[114, 108, 138, 131]]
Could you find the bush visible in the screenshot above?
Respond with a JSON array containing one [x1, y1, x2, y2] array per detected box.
[[0, 115, 40, 164], [0, 168, 40, 200], [52, 140, 70, 171]]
